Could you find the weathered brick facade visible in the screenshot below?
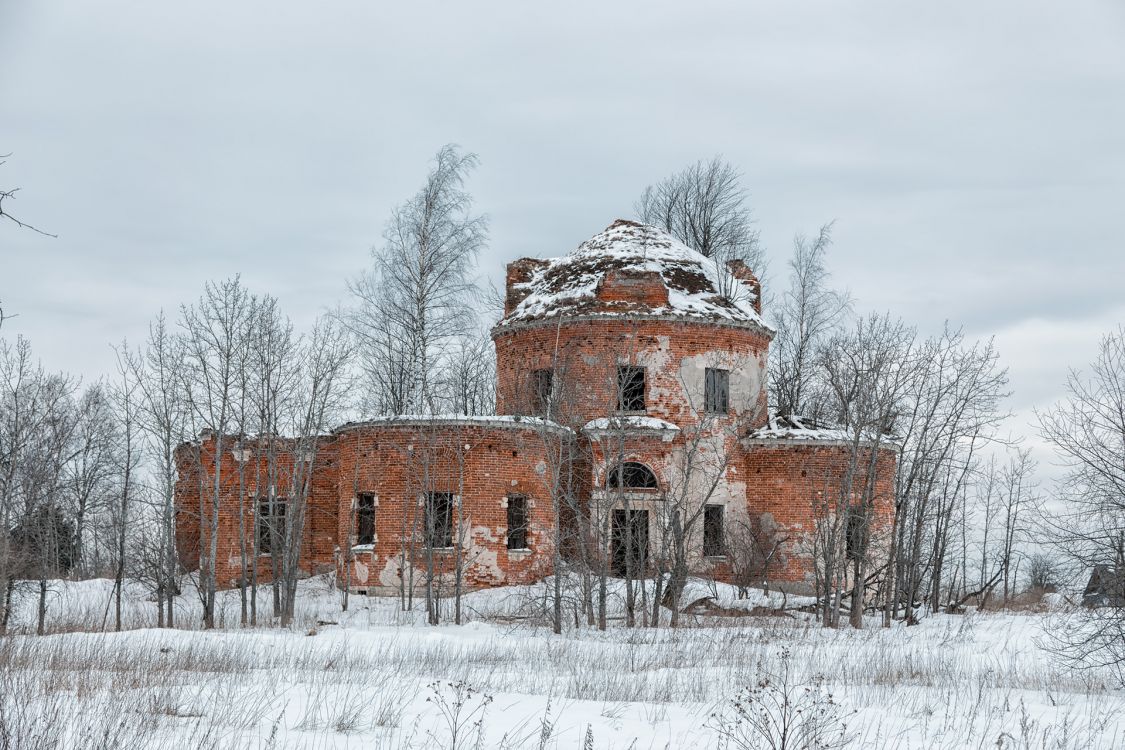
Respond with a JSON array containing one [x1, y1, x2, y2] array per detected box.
[[174, 219, 895, 594]]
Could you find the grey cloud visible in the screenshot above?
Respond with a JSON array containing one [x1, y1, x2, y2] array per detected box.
[[2, 1, 1123, 457]]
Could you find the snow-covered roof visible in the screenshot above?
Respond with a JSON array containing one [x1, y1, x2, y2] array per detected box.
[[745, 415, 899, 448], [497, 220, 769, 330], [335, 414, 570, 434], [745, 415, 857, 443], [583, 416, 681, 433]]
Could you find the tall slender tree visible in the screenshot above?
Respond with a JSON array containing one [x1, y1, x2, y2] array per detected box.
[[109, 342, 142, 631], [770, 223, 851, 419], [276, 315, 351, 626], [347, 145, 487, 416], [178, 277, 253, 629], [131, 312, 187, 627]]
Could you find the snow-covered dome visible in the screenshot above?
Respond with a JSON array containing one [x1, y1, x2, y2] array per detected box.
[[498, 220, 768, 330]]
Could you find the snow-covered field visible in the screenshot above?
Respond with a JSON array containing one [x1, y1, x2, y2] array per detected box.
[[2, 577, 1122, 749]]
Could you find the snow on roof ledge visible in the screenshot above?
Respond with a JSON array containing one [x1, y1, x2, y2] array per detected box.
[[746, 415, 857, 443], [584, 416, 680, 441], [745, 415, 896, 447], [335, 414, 571, 434]]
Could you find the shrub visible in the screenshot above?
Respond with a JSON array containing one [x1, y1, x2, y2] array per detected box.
[[708, 648, 853, 750]]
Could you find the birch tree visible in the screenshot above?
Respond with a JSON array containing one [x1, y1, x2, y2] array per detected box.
[[109, 342, 142, 631], [276, 315, 351, 626], [179, 277, 253, 629], [347, 145, 487, 416], [132, 312, 187, 627], [770, 223, 851, 419], [245, 295, 299, 624]]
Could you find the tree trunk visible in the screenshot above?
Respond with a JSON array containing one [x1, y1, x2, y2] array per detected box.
[[115, 463, 129, 632], [36, 578, 47, 635]]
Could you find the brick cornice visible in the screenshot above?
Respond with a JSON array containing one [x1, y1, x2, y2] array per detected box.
[[491, 313, 775, 341]]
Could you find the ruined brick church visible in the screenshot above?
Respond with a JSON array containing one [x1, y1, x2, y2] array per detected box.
[[176, 220, 895, 594]]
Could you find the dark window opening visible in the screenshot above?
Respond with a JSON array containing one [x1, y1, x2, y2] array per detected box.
[[256, 499, 287, 555], [424, 492, 455, 548], [506, 495, 529, 550], [356, 494, 376, 546], [846, 507, 867, 561], [703, 504, 725, 556], [617, 365, 646, 412], [611, 509, 649, 576], [705, 368, 730, 414], [607, 462, 659, 490], [531, 368, 553, 416]]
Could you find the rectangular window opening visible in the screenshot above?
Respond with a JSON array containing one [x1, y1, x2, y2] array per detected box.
[[531, 368, 553, 417], [617, 365, 646, 412], [703, 504, 725, 556], [424, 491, 455, 549], [256, 499, 287, 555], [705, 368, 730, 414], [846, 507, 867, 561], [356, 494, 376, 546], [611, 508, 650, 576], [506, 495, 530, 550]]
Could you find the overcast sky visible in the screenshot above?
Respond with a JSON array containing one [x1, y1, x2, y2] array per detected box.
[[2, 1, 1124, 470]]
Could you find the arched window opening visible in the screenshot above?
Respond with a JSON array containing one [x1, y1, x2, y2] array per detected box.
[[606, 462, 659, 490]]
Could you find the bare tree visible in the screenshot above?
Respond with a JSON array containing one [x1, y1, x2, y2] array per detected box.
[[64, 383, 120, 576], [109, 342, 142, 631], [178, 277, 253, 629], [770, 223, 851, 419], [515, 338, 592, 633], [800, 314, 1010, 629], [0, 153, 55, 237], [582, 348, 650, 631], [0, 337, 40, 632], [346, 145, 487, 416], [1037, 326, 1125, 680], [442, 332, 496, 416], [4, 360, 79, 635], [245, 295, 299, 624], [394, 424, 497, 627], [0, 336, 80, 634], [727, 515, 789, 599], [635, 156, 764, 282], [1026, 552, 1061, 592], [887, 328, 1009, 624], [658, 417, 735, 627], [996, 447, 1039, 602], [969, 454, 1002, 598], [815, 314, 915, 628], [131, 312, 187, 627], [276, 315, 351, 627]]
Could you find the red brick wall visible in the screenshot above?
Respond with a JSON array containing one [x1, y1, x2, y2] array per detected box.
[[741, 440, 897, 586], [493, 318, 771, 431], [174, 421, 566, 593], [173, 435, 338, 588], [331, 421, 563, 592]]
